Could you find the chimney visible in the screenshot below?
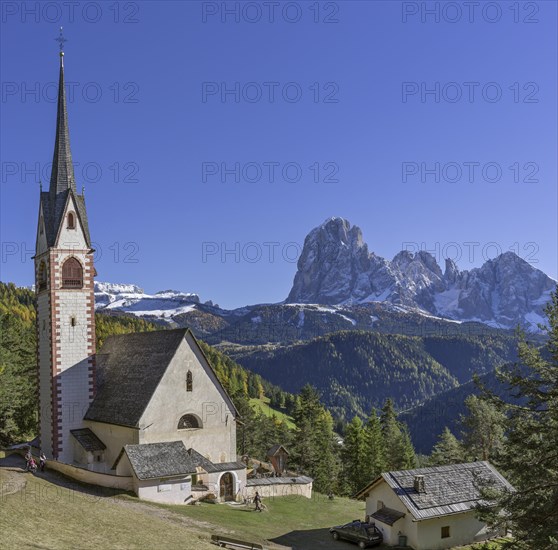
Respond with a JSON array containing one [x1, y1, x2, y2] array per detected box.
[[414, 475, 426, 493]]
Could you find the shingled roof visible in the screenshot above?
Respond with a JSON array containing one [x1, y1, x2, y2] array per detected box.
[[84, 328, 238, 428], [185, 448, 245, 473], [70, 428, 106, 452], [355, 462, 514, 521], [84, 329, 187, 427], [120, 441, 197, 480]]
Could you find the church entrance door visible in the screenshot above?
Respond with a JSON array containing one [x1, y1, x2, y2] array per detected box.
[[219, 472, 234, 501]]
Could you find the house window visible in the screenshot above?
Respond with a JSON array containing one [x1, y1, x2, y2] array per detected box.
[[178, 414, 201, 430], [158, 483, 172, 493], [377, 500, 384, 511], [186, 370, 193, 392], [61, 257, 83, 288], [67, 212, 76, 229], [38, 262, 47, 291], [441, 526, 450, 539], [71, 316, 76, 327]]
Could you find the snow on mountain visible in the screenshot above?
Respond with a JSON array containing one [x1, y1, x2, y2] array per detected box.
[[286, 217, 556, 332], [94, 282, 202, 321]]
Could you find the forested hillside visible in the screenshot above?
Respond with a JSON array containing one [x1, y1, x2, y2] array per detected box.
[[226, 330, 517, 420], [0, 282, 294, 452]]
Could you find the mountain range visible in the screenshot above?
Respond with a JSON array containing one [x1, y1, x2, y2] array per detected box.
[[95, 217, 555, 337]]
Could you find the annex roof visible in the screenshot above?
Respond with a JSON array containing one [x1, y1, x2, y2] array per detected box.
[[355, 461, 514, 521]]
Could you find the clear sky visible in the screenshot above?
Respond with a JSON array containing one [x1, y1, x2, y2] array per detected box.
[[1, 1, 556, 309]]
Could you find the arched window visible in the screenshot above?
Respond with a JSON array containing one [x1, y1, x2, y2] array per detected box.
[[61, 257, 83, 289], [177, 414, 201, 430], [186, 370, 193, 392], [38, 261, 47, 291], [67, 212, 75, 229]]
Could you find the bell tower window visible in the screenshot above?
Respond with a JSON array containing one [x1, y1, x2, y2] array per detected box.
[[61, 257, 83, 289], [67, 212, 75, 229], [186, 370, 193, 392]]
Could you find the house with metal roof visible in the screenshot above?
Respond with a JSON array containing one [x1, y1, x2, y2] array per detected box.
[[354, 462, 513, 549]]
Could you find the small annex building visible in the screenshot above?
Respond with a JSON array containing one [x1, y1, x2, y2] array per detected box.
[[354, 462, 513, 550]]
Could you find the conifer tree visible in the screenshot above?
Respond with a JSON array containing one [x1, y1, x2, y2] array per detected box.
[[460, 394, 505, 461], [362, 408, 386, 482], [476, 289, 558, 548], [429, 427, 465, 465], [342, 416, 367, 494], [292, 385, 338, 493], [380, 399, 416, 470]]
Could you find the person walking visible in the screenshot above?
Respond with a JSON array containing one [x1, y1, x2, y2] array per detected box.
[[39, 452, 47, 472], [254, 491, 262, 512]]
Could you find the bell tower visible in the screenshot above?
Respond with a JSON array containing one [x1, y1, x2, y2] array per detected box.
[[35, 34, 96, 463]]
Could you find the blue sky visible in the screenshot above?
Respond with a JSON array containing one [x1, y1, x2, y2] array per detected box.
[[1, 1, 556, 309]]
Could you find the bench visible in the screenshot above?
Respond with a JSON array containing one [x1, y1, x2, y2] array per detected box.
[[211, 534, 264, 549]]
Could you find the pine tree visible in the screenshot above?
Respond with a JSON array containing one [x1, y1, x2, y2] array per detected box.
[[362, 408, 386, 483], [460, 395, 505, 461], [380, 399, 416, 470], [342, 416, 367, 494], [292, 385, 338, 493], [400, 424, 417, 469], [476, 289, 558, 548], [429, 427, 465, 465]]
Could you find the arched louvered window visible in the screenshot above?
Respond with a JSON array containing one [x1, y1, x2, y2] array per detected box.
[[61, 257, 83, 289], [186, 370, 193, 392], [178, 414, 201, 430], [67, 212, 76, 229], [38, 261, 47, 291]]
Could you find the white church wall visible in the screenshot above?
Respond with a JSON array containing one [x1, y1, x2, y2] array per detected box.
[[36, 272, 53, 458], [139, 335, 237, 462], [135, 476, 192, 505], [50, 247, 95, 464], [244, 480, 313, 500], [41, 456, 134, 491], [84, 421, 139, 469]]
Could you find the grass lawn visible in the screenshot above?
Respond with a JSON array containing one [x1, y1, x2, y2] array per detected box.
[[154, 492, 365, 547], [0, 463, 215, 550], [249, 397, 296, 429], [1, 453, 364, 550]]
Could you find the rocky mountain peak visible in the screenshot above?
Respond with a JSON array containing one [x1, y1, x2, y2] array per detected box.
[[286, 218, 556, 331]]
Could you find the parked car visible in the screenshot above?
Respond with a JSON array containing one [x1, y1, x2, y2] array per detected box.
[[329, 520, 383, 548]]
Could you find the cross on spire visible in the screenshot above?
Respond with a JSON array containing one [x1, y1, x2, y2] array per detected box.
[[55, 27, 67, 53]]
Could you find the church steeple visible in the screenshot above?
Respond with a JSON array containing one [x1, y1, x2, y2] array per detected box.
[[49, 31, 76, 200], [35, 29, 96, 463]]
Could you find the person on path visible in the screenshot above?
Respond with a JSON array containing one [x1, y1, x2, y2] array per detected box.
[[254, 491, 262, 512], [39, 452, 47, 472]]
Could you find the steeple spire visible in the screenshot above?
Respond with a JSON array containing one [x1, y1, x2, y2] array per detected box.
[[49, 27, 76, 199]]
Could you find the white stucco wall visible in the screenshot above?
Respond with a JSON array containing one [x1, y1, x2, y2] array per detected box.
[[364, 480, 417, 546], [415, 511, 502, 550], [244, 481, 313, 500], [135, 476, 193, 505], [84, 421, 139, 469], [139, 333, 237, 462]]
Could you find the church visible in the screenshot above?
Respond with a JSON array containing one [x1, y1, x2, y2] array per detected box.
[[33, 44, 246, 504]]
